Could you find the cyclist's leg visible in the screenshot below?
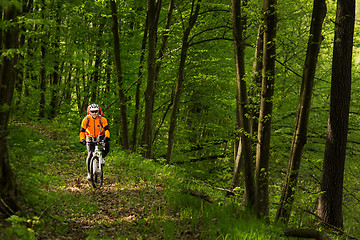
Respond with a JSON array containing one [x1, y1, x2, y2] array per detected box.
[[103, 141, 110, 158], [86, 137, 95, 180], [99, 135, 109, 165]]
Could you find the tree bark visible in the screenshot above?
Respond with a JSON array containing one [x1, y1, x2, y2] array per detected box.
[[132, 14, 148, 151], [255, 0, 277, 219], [110, 0, 130, 150], [152, 0, 174, 145], [249, 25, 263, 138], [317, 0, 355, 229], [0, 2, 20, 216], [39, 0, 46, 118], [231, 0, 255, 208], [143, 0, 162, 159], [155, 0, 174, 78], [276, 0, 326, 224], [166, 0, 202, 164], [49, 2, 61, 119]]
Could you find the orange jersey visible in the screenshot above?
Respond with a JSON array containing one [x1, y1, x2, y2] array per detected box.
[[79, 115, 110, 140]]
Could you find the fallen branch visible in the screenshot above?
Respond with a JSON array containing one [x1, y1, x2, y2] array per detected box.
[[304, 209, 360, 240], [283, 228, 332, 240], [181, 189, 218, 203], [0, 197, 15, 217], [193, 179, 235, 196]]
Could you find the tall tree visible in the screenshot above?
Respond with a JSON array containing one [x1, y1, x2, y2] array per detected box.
[[49, 1, 61, 119], [132, 15, 148, 151], [230, 0, 255, 207], [152, 0, 174, 145], [317, 0, 355, 229], [38, 0, 46, 118], [276, 0, 327, 224], [110, 0, 130, 150], [0, 2, 20, 216], [255, 0, 277, 218], [166, 0, 202, 164], [143, 0, 162, 158]]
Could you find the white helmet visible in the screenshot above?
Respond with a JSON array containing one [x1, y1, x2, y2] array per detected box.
[[88, 103, 99, 112]]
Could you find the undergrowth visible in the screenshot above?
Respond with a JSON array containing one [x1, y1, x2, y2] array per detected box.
[[0, 120, 353, 239]]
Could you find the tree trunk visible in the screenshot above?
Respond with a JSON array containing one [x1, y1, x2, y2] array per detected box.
[[276, 0, 326, 224], [143, 0, 162, 159], [15, 0, 33, 110], [132, 14, 148, 151], [166, 0, 202, 164], [231, 0, 255, 207], [110, 0, 130, 150], [255, 0, 277, 219], [151, 0, 175, 146], [155, 0, 174, 78], [249, 25, 263, 137], [39, 0, 46, 118], [317, 0, 355, 229], [0, 2, 20, 216], [49, 2, 61, 119], [91, 43, 101, 104], [231, 138, 243, 189]]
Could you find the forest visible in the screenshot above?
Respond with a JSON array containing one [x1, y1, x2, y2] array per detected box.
[[1, 0, 360, 239]]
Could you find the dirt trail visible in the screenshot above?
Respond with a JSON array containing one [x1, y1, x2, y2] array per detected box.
[[45, 151, 166, 240], [20, 123, 196, 240]]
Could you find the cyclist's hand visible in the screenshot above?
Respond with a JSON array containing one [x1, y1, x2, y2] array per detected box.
[[80, 139, 86, 145], [104, 137, 110, 143]]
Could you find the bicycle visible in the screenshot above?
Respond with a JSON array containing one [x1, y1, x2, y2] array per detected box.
[[87, 137, 105, 189]]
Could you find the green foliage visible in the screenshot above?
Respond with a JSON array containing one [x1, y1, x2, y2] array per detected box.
[[4, 0, 360, 238], [2, 215, 37, 240], [1, 122, 293, 239]]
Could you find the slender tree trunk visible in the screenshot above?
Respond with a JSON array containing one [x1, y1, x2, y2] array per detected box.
[[143, 0, 162, 159], [49, 2, 61, 119], [0, 2, 20, 216], [91, 22, 104, 104], [39, 45, 46, 118], [76, 69, 89, 117], [317, 0, 355, 229], [230, 0, 255, 207], [166, 0, 202, 165], [132, 14, 148, 150], [249, 25, 263, 137], [150, 0, 175, 147], [276, 0, 326, 224], [255, 0, 277, 219], [110, 0, 130, 150], [155, 0, 174, 77], [231, 138, 243, 189], [63, 63, 73, 103], [38, 0, 46, 118], [15, 0, 33, 110], [91, 44, 101, 103]]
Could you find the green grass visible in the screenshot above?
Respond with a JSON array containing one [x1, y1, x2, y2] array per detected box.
[[0, 121, 354, 239]]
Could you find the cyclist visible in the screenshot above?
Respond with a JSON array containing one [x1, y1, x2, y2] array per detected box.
[[79, 103, 110, 181]]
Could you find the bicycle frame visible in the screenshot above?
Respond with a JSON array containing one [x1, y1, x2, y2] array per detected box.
[[85, 119, 105, 188], [87, 136, 105, 188]]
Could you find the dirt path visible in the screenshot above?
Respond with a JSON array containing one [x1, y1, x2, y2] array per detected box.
[[44, 149, 167, 240], [15, 122, 196, 239], [41, 148, 164, 239]]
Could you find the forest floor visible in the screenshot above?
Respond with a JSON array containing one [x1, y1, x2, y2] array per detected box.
[[42, 155, 168, 239], [5, 122, 201, 240], [4, 122, 357, 240]]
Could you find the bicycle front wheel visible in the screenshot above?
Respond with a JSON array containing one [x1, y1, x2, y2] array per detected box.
[[90, 156, 103, 189]]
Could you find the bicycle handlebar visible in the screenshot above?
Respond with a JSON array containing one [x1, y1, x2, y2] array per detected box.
[[86, 140, 105, 146]]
